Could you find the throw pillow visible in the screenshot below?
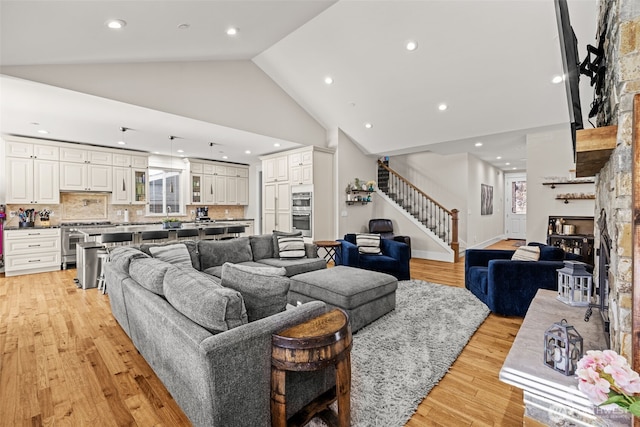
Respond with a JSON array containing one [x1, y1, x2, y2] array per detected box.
[[140, 240, 200, 270], [356, 233, 382, 255], [277, 236, 306, 259], [163, 265, 248, 333], [149, 243, 192, 268], [511, 246, 541, 261], [272, 230, 303, 257], [220, 262, 290, 322]]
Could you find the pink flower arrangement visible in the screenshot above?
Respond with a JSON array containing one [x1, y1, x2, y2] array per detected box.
[[576, 349, 640, 415]]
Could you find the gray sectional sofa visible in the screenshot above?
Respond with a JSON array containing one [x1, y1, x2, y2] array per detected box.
[[104, 234, 332, 427]]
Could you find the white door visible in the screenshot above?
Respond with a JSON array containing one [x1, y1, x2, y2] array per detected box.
[[505, 173, 527, 240]]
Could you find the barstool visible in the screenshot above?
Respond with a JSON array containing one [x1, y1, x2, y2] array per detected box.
[[221, 225, 246, 240], [96, 232, 134, 294], [177, 228, 199, 241], [141, 230, 170, 243], [203, 227, 227, 240]]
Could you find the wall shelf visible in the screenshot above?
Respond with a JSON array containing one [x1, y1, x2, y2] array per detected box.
[[542, 179, 595, 189], [345, 189, 373, 205]]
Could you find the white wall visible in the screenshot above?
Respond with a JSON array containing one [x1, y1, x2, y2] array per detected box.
[[336, 130, 379, 237], [466, 154, 505, 247], [1, 60, 327, 147], [390, 152, 468, 244], [526, 127, 595, 243]]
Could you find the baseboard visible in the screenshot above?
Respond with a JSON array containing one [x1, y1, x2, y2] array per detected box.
[[464, 235, 506, 251], [411, 249, 454, 263]]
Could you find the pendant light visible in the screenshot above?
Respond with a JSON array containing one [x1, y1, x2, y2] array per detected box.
[[169, 136, 176, 193], [120, 127, 128, 191]]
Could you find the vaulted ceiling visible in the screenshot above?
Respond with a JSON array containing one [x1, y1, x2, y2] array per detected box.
[[0, 0, 596, 170]]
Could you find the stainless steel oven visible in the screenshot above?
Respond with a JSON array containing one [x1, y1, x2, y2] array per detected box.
[[291, 191, 312, 237], [61, 222, 114, 269]]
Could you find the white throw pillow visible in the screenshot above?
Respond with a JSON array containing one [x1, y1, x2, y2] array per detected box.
[[511, 246, 540, 261], [277, 236, 306, 259], [149, 243, 193, 268], [356, 233, 382, 255]]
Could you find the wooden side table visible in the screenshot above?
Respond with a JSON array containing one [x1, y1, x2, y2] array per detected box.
[[314, 240, 342, 265], [271, 309, 352, 427]]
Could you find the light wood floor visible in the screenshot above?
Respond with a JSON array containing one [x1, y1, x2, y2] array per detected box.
[[0, 240, 524, 426]]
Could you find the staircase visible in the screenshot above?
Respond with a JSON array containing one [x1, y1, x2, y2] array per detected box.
[[377, 160, 459, 261]]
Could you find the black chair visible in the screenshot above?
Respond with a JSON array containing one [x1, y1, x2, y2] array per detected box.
[[97, 232, 134, 294], [177, 228, 199, 241], [141, 230, 170, 243], [203, 227, 227, 240], [221, 225, 246, 239], [368, 219, 411, 253]]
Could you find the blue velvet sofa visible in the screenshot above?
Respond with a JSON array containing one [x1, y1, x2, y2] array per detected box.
[[464, 244, 566, 317], [336, 233, 411, 280]]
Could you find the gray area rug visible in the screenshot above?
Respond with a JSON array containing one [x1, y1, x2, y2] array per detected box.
[[309, 279, 490, 427]]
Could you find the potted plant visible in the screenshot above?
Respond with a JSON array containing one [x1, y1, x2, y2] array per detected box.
[[162, 217, 182, 229]]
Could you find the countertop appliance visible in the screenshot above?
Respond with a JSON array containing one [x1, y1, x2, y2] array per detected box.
[[196, 207, 210, 221], [61, 221, 114, 269]]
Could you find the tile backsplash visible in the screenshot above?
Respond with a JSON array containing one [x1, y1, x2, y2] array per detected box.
[[5, 192, 247, 227]]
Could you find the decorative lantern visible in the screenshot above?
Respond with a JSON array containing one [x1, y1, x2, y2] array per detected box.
[[544, 319, 583, 376], [557, 260, 593, 307]]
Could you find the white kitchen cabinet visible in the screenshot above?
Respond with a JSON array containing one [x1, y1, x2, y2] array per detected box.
[[6, 140, 59, 160], [4, 228, 61, 277], [203, 175, 216, 204], [5, 139, 60, 204], [6, 157, 60, 204], [236, 177, 248, 205], [60, 147, 112, 165], [112, 165, 148, 205], [263, 181, 291, 232], [214, 175, 227, 204], [264, 155, 289, 183], [60, 162, 113, 191], [113, 153, 148, 168]]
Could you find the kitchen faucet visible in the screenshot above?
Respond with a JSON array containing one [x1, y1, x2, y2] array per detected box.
[[167, 205, 172, 217]]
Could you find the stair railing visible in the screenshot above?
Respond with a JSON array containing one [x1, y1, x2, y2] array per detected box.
[[377, 160, 459, 261]]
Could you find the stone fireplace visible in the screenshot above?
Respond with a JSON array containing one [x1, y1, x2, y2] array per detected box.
[[592, 0, 638, 362]]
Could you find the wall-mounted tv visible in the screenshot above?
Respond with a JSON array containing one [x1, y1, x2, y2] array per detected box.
[[555, 0, 583, 153]]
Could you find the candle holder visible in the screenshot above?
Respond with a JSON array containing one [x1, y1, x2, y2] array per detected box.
[[544, 319, 583, 376]]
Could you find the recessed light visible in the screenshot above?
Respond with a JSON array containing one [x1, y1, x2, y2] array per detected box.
[[496, 156, 502, 160], [274, 143, 281, 147], [474, 142, 483, 147], [118, 141, 126, 145], [405, 40, 418, 51], [364, 123, 373, 129], [324, 76, 334, 85], [37, 129, 49, 134], [177, 149, 184, 153], [222, 155, 228, 159], [177, 23, 191, 30], [552, 75, 564, 84], [179, 155, 185, 157], [512, 167, 517, 170], [226, 27, 238, 36], [245, 150, 251, 154], [153, 151, 160, 154], [106, 19, 126, 29], [505, 162, 511, 166], [438, 103, 448, 111]]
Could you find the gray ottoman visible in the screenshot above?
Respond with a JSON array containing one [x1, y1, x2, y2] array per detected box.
[[289, 266, 398, 332]]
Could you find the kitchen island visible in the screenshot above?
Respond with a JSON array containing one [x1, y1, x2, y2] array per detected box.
[[78, 220, 253, 244]]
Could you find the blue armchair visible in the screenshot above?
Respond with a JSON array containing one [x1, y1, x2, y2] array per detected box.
[[465, 245, 566, 317], [337, 233, 410, 280]]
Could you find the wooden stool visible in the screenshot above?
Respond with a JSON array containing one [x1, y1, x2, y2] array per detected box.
[[271, 309, 352, 427]]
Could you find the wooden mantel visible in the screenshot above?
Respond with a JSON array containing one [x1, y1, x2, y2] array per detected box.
[[575, 125, 618, 177]]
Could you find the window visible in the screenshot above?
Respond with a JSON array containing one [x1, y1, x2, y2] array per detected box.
[[148, 168, 183, 215], [511, 180, 527, 214]]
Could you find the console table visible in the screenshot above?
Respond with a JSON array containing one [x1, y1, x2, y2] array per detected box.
[[500, 289, 630, 426]]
